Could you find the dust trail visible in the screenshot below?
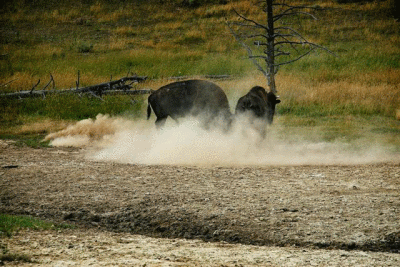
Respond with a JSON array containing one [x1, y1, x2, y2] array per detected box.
[[45, 114, 394, 166], [44, 114, 135, 148]]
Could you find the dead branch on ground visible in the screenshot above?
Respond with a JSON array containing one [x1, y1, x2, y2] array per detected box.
[[0, 73, 150, 100]]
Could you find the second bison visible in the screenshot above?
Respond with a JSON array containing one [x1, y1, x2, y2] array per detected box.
[[235, 86, 281, 137]]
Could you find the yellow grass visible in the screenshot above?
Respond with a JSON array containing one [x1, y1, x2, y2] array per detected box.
[[89, 1, 104, 13], [15, 119, 71, 135], [107, 37, 131, 51], [154, 21, 183, 32], [214, 72, 400, 118], [3, 73, 40, 92]]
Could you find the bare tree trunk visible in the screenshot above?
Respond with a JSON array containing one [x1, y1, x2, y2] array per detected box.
[[227, 0, 336, 94], [266, 0, 277, 93]]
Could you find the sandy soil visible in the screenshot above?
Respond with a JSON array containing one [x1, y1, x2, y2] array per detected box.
[[1, 140, 400, 266], [4, 228, 400, 266]]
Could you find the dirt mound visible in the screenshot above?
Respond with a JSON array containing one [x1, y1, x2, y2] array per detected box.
[[1, 144, 399, 254]]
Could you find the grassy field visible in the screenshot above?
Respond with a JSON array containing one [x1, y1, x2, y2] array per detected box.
[[0, 213, 74, 263], [0, 0, 399, 147]]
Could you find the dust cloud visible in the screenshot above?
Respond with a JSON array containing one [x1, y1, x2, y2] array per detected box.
[[45, 114, 393, 166]]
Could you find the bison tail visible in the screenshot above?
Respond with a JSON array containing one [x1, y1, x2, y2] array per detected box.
[[147, 103, 152, 120]]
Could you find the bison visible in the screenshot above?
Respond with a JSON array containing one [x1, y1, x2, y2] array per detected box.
[[235, 86, 281, 137], [147, 79, 232, 130]]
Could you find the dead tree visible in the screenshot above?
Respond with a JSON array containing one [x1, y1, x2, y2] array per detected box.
[[227, 0, 335, 93], [0, 73, 150, 100]]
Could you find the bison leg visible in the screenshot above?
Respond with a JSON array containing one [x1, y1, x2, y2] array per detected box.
[[155, 116, 168, 129]]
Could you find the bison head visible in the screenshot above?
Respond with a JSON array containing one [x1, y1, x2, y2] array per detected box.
[[266, 91, 281, 124]]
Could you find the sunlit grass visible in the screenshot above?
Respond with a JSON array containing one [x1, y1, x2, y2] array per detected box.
[[276, 72, 399, 117]]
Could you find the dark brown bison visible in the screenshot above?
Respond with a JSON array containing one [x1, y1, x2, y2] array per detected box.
[[147, 80, 232, 129], [235, 86, 281, 137]]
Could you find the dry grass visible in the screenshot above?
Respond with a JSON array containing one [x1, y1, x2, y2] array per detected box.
[[215, 73, 400, 118], [14, 119, 71, 135]]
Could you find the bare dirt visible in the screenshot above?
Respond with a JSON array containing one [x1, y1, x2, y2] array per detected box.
[[1, 140, 400, 266]]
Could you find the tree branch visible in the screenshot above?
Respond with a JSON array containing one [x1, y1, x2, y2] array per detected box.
[[30, 79, 40, 93], [228, 0, 337, 93], [232, 9, 269, 31], [1, 79, 18, 87], [227, 21, 268, 77], [42, 74, 54, 91], [274, 11, 317, 22], [275, 26, 309, 42], [274, 47, 316, 67]]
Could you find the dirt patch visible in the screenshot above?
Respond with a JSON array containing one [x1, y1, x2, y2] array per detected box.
[[1, 141, 400, 265], [4, 228, 400, 266]]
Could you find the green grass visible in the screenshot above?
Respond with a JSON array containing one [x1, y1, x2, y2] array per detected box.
[[0, 133, 50, 148], [275, 114, 400, 152], [0, 214, 74, 238], [0, 214, 74, 264], [1, 94, 145, 120]]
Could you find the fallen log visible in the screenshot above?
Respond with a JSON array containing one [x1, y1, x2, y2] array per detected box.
[[73, 75, 148, 94], [100, 89, 153, 96], [0, 74, 234, 100], [0, 75, 149, 99], [169, 74, 232, 80], [0, 87, 152, 99]]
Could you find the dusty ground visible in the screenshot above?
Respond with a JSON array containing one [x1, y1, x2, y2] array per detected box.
[[1, 140, 400, 266]]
